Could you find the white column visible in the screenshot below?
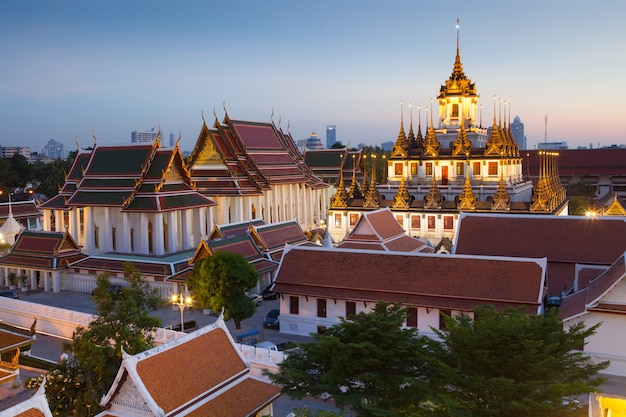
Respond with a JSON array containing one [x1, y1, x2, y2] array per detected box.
[[83, 207, 93, 254], [121, 214, 130, 253], [103, 207, 112, 252], [54, 211, 62, 232], [167, 211, 177, 253], [153, 213, 165, 255], [42, 209, 51, 231], [68, 208, 78, 241], [44, 271, 50, 292], [52, 270, 61, 293], [182, 209, 193, 250], [29, 270, 37, 290], [139, 213, 149, 254]]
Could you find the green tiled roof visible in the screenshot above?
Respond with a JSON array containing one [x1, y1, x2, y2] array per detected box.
[[67, 191, 131, 206], [88, 147, 152, 175]]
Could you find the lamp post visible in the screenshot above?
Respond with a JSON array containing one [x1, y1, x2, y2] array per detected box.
[[171, 293, 192, 332]]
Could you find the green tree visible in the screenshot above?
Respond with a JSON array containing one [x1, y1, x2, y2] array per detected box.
[[9, 154, 34, 188], [187, 251, 258, 329], [32, 157, 73, 198], [64, 262, 162, 411], [426, 305, 608, 417], [268, 302, 431, 417]]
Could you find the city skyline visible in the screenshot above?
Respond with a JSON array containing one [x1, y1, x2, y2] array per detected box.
[[1, 1, 625, 153]]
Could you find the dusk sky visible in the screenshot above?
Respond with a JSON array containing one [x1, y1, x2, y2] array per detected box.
[[1, 1, 625, 153]]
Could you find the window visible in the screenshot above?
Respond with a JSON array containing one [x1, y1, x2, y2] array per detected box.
[[456, 162, 464, 176], [94, 225, 99, 249], [444, 216, 454, 230], [452, 103, 459, 118], [406, 307, 418, 328], [317, 298, 327, 318], [252, 204, 256, 219], [395, 163, 403, 176], [346, 301, 356, 321], [148, 221, 153, 254], [410, 163, 417, 175], [439, 309, 452, 330], [290, 296, 299, 315], [130, 228, 135, 252], [349, 213, 359, 227], [334, 213, 342, 228], [411, 215, 420, 230], [428, 216, 436, 230], [473, 161, 481, 176], [395, 215, 404, 227], [488, 162, 498, 176], [111, 227, 116, 251], [425, 162, 433, 176]]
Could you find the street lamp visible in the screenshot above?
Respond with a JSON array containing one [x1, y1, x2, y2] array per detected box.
[[171, 293, 192, 332]]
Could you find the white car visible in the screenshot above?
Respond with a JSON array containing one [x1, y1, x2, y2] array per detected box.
[[248, 293, 263, 306]]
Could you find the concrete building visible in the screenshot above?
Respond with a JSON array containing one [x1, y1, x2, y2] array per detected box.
[[326, 125, 336, 148], [131, 127, 160, 143], [41, 139, 65, 160]]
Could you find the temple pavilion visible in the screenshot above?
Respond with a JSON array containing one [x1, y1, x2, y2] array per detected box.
[[328, 22, 567, 250]]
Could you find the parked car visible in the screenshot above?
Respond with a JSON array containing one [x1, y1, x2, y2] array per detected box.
[[0, 290, 18, 299], [262, 285, 279, 300], [255, 341, 278, 351], [248, 293, 263, 306], [263, 307, 280, 329]]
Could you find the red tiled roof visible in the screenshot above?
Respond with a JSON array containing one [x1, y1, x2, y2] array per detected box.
[[336, 208, 429, 253], [273, 247, 546, 313], [137, 327, 247, 414], [0, 201, 41, 220], [186, 378, 280, 417], [455, 213, 626, 265], [252, 220, 308, 252], [560, 253, 626, 320], [523, 149, 626, 177]]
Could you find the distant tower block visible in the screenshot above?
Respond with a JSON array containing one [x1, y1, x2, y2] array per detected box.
[[326, 125, 336, 148]]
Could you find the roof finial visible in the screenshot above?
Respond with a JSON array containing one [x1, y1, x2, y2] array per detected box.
[[456, 18, 460, 57], [91, 129, 97, 147], [270, 107, 274, 122], [400, 100, 404, 129]]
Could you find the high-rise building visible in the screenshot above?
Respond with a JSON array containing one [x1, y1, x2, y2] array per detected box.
[[326, 125, 336, 148], [0, 146, 30, 159], [511, 115, 526, 150], [131, 127, 160, 143], [41, 139, 65, 160], [306, 133, 324, 150], [169, 132, 176, 147]]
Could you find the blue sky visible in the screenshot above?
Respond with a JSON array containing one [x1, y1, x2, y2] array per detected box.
[[1, 1, 625, 153]]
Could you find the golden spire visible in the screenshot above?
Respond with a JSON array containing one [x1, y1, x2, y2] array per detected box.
[[423, 99, 440, 157], [415, 104, 423, 148], [451, 111, 472, 156], [392, 176, 411, 209], [491, 172, 511, 211], [330, 155, 348, 208], [407, 102, 416, 148], [530, 151, 551, 212], [484, 95, 504, 156], [457, 166, 476, 210], [363, 154, 380, 208], [392, 100, 409, 158], [348, 154, 362, 199], [424, 175, 443, 209], [451, 18, 466, 80]]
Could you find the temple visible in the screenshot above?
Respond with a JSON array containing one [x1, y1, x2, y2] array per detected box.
[[0, 115, 327, 295], [328, 22, 567, 249]]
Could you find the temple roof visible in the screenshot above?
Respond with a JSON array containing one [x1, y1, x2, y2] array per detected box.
[[0, 230, 86, 270], [41, 143, 216, 212], [97, 317, 280, 416], [273, 246, 546, 314], [250, 219, 310, 260], [560, 252, 626, 320], [188, 115, 327, 197], [336, 208, 431, 253]]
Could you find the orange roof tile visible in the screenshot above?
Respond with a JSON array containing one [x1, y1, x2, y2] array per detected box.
[[274, 246, 546, 313], [136, 327, 246, 414]]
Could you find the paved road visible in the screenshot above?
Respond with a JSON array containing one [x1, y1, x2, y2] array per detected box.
[[1, 289, 340, 416]]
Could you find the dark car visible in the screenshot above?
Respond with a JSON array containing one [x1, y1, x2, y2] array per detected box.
[[0, 290, 18, 299], [262, 285, 279, 300], [263, 307, 280, 329]]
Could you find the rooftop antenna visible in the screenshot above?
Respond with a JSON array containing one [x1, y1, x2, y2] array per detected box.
[[544, 115, 548, 143]]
